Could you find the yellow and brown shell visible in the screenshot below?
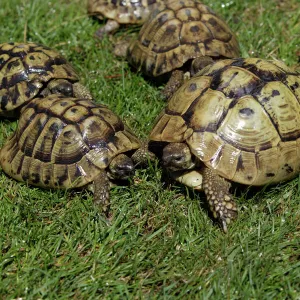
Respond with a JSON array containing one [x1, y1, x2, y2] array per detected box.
[[150, 58, 300, 186], [0, 42, 79, 115], [88, 0, 162, 24], [127, 0, 240, 77], [0, 95, 140, 189]]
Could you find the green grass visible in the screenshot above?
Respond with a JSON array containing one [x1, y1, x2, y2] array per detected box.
[[1, 0, 300, 298]]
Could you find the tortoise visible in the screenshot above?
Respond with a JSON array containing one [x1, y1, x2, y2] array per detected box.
[[0, 42, 91, 117], [88, 0, 163, 38], [148, 57, 300, 232], [126, 0, 240, 99], [0, 94, 143, 214]]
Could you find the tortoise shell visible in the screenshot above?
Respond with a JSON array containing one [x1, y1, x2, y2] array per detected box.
[[150, 58, 300, 186], [127, 0, 240, 77], [87, 0, 162, 24], [0, 95, 140, 189], [0, 42, 79, 115]]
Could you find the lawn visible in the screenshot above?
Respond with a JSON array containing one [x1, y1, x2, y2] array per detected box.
[[0, 0, 300, 298]]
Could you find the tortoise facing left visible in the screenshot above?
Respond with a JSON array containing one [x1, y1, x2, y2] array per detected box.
[[149, 57, 300, 231], [0, 95, 142, 214], [0, 42, 91, 117]]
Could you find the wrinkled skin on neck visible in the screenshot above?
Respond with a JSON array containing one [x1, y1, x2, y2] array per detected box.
[[107, 153, 135, 181], [162, 142, 195, 172]]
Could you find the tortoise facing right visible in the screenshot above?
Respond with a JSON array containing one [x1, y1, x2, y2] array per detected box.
[[149, 58, 300, 231], [0, 95, 142, 214]]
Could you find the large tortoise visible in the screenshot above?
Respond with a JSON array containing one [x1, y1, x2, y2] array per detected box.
[[0, 95, 142, 214], [149, 57, 300, 231], [126, 0, 240, 99], [0, 42, 91, 117], [88, 0, 163, 38]]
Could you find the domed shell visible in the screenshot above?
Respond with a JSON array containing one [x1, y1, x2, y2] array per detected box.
[[127, 0, 240, 77], [87, 0, 162, 24], [0, 42, 79, 115], [150, 58, 300, 186], [0, 95, 140, 189]]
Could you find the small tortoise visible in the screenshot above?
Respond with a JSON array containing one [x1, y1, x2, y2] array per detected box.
[[126, 0, 240, 99], [0, 42, 91, 117], [88, 0, 163, 38], [0, 95, 142, 214], [149, 57, 300, 231]]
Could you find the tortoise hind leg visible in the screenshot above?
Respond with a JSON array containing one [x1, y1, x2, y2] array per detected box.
[[202, 167, 238, 232], [161, 70, 185, 101], [93, 169, 110, 216]]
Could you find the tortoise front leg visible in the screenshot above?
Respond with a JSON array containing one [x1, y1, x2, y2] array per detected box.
[[202, 167, 238, 233], [93, 169, 111, 216]]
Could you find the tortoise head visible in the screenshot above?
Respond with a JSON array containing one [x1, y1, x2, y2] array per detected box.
[[162, 143, 195, 172], [47, 79, 74, 97], [108, 153, 135, 180]]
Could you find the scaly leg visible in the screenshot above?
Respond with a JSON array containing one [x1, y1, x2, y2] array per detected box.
[[93, 170, 110, 216], [202, 167, 238, 232]]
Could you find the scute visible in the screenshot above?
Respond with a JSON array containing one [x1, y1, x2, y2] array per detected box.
[[127, 0, 240, 77], [0, 95, 140, 189], [150, 58, 300, 186], [0, 42, 79, 115]]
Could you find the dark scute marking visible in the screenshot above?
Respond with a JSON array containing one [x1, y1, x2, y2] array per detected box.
[[3, 71, 28, 89], [290, 81, 299, 91], [75, 165, 83, 177], [266, 173, 275, 177], [17, 154, 25, 175], [185, 9, 191, 17], [11, 85, 21, 105], [111, 0, 117, 5], [63, 130, 73, 138], [239, 107, 254, 116], [31, 172, 41, 184], [236, 155, 244, 171], [166, 25, 177, 34], [44, 174, 51, 185], [190, 25, 199, 33], [247, 176, 253, 181], [148, 0, 156, 5], [188, 83, 197, 92], [158, 13, 168, 25], [56, 167, 69, 186], [258, 141, 273, 151], [71, 108, 77, 113], [25, 82, 38, 98], [261, 96, 270, 104], [142, 39, 151, 47], [22, 172, 30, 181], [284, 164, 293, 174], [29, 55, 35, 60], [7, 60, 21, 70], [60, 101, 69, 107], [271, 89, 280, 97], [0, 95, 9, 110], [207, 18, 218, 26]]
